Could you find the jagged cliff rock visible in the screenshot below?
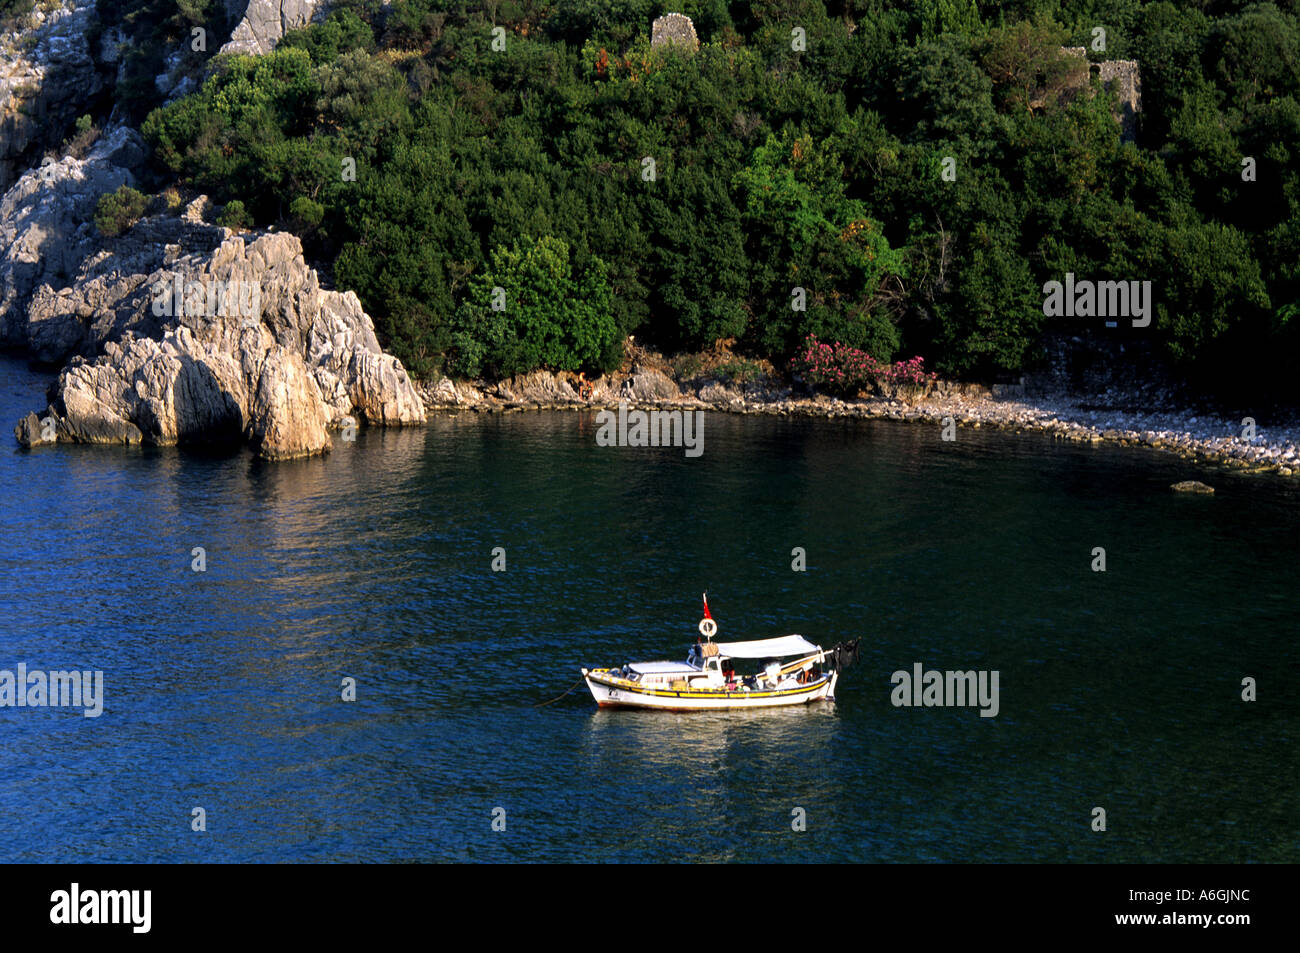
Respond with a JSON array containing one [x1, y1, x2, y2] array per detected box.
[[0, 124, 148, 350], [0, 0, 103, 190], [249, 342, 331, 459], [2, 0, 422, 461], [219, 0, 324, 56], [10, 200, 425, 459]]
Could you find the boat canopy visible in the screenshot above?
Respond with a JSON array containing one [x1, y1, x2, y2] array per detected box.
[[629, 661, 700, 675], [713, 635, 821, 659]]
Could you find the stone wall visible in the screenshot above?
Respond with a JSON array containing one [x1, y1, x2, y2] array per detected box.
[[651, 13, 698, 50], [1062, 47, 1142, 141]]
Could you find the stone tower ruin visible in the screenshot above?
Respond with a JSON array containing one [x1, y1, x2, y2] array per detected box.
[[651, 13, 700, 50], [1062, 48, 1142, 142]]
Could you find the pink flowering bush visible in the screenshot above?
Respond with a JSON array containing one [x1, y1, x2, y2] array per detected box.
[[882, 355, 936, 387], [790, 334, 936, 397]]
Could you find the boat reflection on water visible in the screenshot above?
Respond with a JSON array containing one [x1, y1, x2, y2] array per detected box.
[[574, 704, 844, 861], [583, 701, 841, 761]]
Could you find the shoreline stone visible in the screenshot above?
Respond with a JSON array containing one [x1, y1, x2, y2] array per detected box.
[[413, 368, 1300, 479]]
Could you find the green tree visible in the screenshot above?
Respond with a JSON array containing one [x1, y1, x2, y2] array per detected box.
[[451, 236, 619, 377], [217, 199, 251, 229]]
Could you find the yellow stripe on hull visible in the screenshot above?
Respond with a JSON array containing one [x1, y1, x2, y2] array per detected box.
[[583, 669, 836, 709]]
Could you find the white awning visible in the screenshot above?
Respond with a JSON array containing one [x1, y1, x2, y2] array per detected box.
[[713, 635, 822, 659], [628, 661, 700, 675]]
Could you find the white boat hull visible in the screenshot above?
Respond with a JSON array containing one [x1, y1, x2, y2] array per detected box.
[[582, 668, 838, 711]]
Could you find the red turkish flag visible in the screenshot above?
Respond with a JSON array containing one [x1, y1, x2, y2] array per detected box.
[[702, 593, 712, 620]]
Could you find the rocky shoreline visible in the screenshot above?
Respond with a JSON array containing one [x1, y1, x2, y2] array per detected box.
[[4, 2, 1292, 476], [2, 126, 424, 460], [2, 0, 427, 462], [413, 366, 1300, 479], [0, 103, 1289, 476]]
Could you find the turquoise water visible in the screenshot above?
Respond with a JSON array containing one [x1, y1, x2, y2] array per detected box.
[[0, 356, 1295, 862]]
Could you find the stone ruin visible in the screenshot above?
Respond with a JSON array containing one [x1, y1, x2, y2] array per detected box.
[[220, 0, 324, 56], [652, 13, 699, 50], [1062, 47, 1142, 142]]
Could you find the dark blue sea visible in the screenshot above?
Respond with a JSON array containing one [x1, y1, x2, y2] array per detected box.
[[1, 356, 1295, 862]]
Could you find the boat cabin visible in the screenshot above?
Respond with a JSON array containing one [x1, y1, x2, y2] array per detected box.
[[686, 640, 729, 686], [622, 661, 700, 687], [613, 635, 825, 692]]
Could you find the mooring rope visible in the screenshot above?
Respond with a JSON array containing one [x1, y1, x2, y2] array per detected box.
[[534, 674, 587, 707]]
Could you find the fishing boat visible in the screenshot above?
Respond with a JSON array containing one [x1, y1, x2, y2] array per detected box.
[[581, 595, 859, 711]]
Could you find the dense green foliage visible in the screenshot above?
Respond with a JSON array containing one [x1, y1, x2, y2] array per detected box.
[[447, 235, 619, 377], [136, 1, 1300, 398]]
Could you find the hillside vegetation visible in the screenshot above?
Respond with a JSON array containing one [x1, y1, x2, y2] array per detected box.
[[133, 0, 1300, 399]]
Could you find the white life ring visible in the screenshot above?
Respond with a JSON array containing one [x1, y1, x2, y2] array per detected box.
[[699, 618, 717, 638]]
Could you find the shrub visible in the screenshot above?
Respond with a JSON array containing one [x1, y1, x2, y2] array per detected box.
[[93, 185, 150, 237], [791, 334, 936, 397], [716, 359, 763, 385], [289, 196, 325, 228], [672, 353, 704, 381], [0, 0, 34, 24], [449, 236, 619, 378], [62, 114, 100, 159], [217, 200, 252, 230]]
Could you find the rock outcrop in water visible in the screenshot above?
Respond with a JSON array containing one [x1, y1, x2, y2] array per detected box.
[[9, 195, 425, 459], [2, 0, 422, 460]]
